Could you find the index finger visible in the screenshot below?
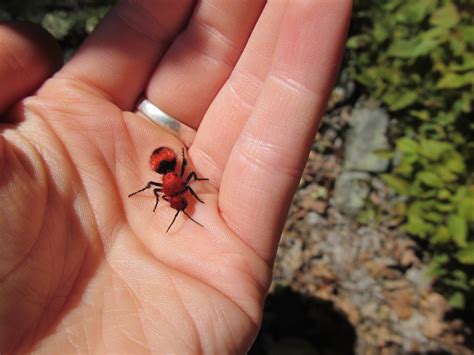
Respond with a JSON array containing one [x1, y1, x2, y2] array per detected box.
[[54, 0, 195, 110]]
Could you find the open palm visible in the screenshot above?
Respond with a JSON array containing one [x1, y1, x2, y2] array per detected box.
[[0, 1, 351, 353]]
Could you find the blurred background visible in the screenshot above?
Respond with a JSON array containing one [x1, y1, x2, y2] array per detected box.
[[1, 1, 472, 354]]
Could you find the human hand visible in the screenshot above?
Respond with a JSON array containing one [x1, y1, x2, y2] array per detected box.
[[0, 1, 351, 353]]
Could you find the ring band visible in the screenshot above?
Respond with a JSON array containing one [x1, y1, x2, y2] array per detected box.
[[136, 98, 196, 147]]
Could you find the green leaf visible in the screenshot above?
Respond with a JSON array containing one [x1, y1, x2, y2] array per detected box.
[[444, 270, 469, 291], [449, 292, 465, 309], [434, 202, 455, 213], [456, 244, 474, 264], [448, 214, 468, 247], [413, 39, 439, 56], [394, 91, 418, 110], [445, 152, 465, 175], [396, 137, 419, 154], [449, 54, 474, 72], [373, 22, 389, 43], [381, 174, 410, 195], [383, 89, 418, 110], [419, 139, 452, 160], [460, 26, 474, 45], [430, 3, 460, 29], [437, 189, 451, 200], [409, 110, 430, 121], [404, 210, 434, 237], [417, 171, 443, 188], [428, 253, 449, 276], [437, 72, 473, 89], [394, 161, 414, 177], [397, 2, 430, 24], [388, 38, 420, 58], [424, 212, 443, 223], [435, 167, 458, 183], [459, 192, 474, 222], [346, 34, 371, 49], [431, 226, 450, 245]]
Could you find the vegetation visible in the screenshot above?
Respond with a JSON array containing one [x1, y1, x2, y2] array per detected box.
[[0, 0, 113, 59], [347, 0, 474, 309]]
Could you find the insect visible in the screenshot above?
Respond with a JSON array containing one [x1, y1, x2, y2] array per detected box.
[[128, 146, 208, 232]]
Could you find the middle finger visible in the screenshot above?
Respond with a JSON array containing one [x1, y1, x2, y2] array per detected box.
[[143, 0, 265, 129]]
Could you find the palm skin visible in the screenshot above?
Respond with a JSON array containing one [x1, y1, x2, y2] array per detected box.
[[0, 1, 351, 353]]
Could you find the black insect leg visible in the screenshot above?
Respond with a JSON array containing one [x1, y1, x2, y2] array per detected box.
[[183, 210, 203, 227], [183, 186, 205, 203], [166, 208, 203, 233], [128, 181, 162, 197], [185, 171, 209, 183], [166, 209, 181, 233], [152, 188, 162, 212], [180, 148, 187, 178]]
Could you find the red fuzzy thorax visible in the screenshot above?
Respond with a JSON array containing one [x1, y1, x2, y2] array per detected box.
[[162, 172, 183, 196], [149, 147, 177, 174]]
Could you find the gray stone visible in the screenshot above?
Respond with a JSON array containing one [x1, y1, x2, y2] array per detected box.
[[344, 104, 390, 172], [356, 227, 383, 254], [304, 211, 322, 226], [279, 238, 304, 278], [334, 172, 371, 216], [397, 312, 429, 350], [406, 266, 431, 292]]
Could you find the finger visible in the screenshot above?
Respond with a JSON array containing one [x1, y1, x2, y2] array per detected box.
[[0, 22, 62, 115], [219, 0, 352, 263], [55, 0, 195, 110], [190, 0, 287, 186], [144, 0, 266, 128]]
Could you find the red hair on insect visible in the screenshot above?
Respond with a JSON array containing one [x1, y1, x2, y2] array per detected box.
[[129, 146, 209, 232], [149, 146, 177, 174]]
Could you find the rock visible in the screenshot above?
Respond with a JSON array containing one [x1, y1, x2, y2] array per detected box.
[[344, 104, 390, 173], [334, 172, 371, 216], [312, 200, 328, 215], [387, 289, 414, 320], [327, 69, 356, 110], [365, 260, 391, 278], [357, 227, 383, 254], [405, 269, 431, 297], [279, 238, 304, 278], [304, 211, 323, 226], [361, 302, 378, 318], [422, 315, 446, 339], [423, 293, 450, 320], [397, 312, 428, 350]]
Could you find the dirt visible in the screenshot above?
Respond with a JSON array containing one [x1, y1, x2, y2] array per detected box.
[[250, 103, 472, 355]]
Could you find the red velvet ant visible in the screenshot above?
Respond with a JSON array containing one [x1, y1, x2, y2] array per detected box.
[[128, 147, 208, 232]]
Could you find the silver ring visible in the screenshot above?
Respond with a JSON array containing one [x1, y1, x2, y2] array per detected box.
[[136, 98, 196, 147]]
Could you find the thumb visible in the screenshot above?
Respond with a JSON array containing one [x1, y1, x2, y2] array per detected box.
[[0, 20, 61, 265]]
